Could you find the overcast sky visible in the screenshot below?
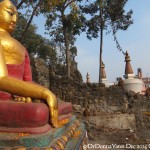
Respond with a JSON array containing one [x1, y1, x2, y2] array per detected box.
[[32, 0, 150, 83]]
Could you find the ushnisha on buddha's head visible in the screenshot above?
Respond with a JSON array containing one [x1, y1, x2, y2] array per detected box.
[[0, 0, 18, 33]]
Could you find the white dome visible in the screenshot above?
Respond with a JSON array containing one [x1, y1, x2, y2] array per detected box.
[[123, 78, 144, 93]]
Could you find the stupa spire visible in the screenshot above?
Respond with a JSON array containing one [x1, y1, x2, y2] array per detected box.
[[125, 51, 133, 75], [101, 61, 106, 79], [86, 72, 90, 83]]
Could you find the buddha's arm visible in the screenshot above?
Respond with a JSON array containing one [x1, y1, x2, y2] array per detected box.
[[0, 76, 58, 127], [0, 40, 8, 77], [0, 41, 58, 127]]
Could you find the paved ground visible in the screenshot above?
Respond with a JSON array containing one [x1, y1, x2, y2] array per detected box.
[[86, 127, 150, 150]]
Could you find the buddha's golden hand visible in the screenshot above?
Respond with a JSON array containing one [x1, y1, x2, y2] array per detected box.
[[43, 90, 58, 128], [14, 97, 32, 103]]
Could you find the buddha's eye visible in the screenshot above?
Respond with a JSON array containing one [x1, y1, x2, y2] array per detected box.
[[6, 11, 13, 16], [8, 12, 13, 16]]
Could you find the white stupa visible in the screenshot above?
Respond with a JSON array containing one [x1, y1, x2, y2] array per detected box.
[[101, 61, 114, 87], [123, 51, 144, 93]]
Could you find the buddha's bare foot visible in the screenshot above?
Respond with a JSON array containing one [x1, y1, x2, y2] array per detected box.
[[14, 97, 32, 103]]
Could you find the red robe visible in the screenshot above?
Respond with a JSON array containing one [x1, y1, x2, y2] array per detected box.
[[0, 50, 32, 100], [0, 50, 72, 133]]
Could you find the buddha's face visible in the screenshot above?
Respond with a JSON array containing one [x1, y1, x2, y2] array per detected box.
[[0, 0, 18, 33]]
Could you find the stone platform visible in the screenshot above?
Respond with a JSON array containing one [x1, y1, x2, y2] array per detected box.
[[0, 116, 87, 149]]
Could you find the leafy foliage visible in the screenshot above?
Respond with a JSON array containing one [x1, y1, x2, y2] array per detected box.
[[14, 0, 61, 41], [43, 0, 86, 77], [12, 13, 57, 66], [80, 0, 133, 83], [82, 0, 133, 39]]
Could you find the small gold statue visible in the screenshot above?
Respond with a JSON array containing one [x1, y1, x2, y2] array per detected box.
[[0, 0, 58, 127]]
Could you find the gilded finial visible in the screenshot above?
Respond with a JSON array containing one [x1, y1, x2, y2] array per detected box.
[[125, 50, 131, 62], [101, 61, 105, 68]]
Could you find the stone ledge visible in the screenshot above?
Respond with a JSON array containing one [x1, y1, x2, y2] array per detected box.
[[86, 113, 136, 130]]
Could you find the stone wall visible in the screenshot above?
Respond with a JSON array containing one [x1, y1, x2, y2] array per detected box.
[[125, 91, 150, 130], [31, 57, 50, 88], [31, 58, 150, 131]]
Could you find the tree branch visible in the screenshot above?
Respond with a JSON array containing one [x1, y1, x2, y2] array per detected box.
[[20, 0, 43, 41], [64, 0, 75, 10], [17, 0, 26, 10]]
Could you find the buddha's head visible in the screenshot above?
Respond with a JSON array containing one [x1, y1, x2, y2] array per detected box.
[[0, 0, 18, 33]]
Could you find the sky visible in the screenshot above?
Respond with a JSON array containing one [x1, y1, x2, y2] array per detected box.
[[31, 0, 150, 83]]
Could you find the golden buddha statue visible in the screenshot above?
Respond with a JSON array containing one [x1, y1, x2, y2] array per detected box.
[[0, 0, 58, 127]]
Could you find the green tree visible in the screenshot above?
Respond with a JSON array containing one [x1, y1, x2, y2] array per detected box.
[[14, 0, 61, 40], [13, 13, 57, 65], [43, 0, 86, 78], [81, 0, 133, 84]]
